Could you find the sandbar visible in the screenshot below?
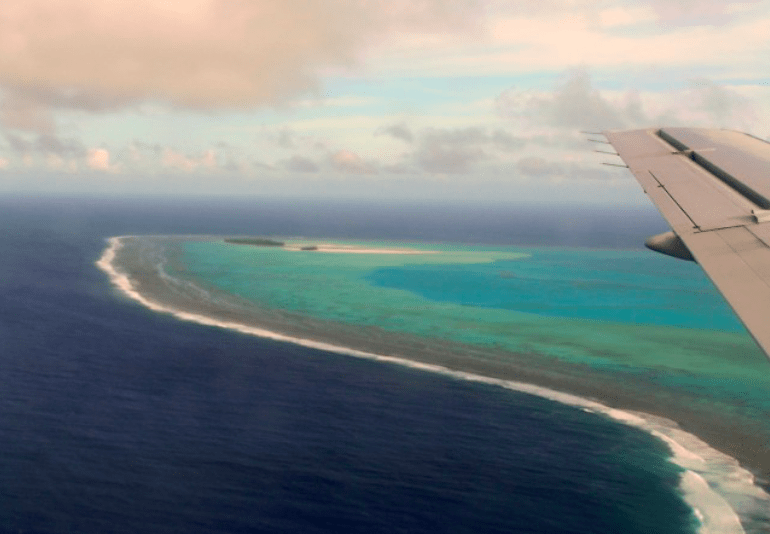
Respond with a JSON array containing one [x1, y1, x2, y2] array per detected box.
[[283, 243, 438, 254]]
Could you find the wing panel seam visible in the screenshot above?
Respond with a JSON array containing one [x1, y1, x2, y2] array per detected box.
[[647, 171, 700, 230]]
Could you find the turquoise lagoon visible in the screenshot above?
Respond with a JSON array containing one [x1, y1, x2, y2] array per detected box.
[[175, 239, 764, 376]]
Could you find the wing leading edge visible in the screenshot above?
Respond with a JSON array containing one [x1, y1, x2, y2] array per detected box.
[[604, 127, 770, 361]]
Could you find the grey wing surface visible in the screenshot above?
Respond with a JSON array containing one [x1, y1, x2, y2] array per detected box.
[[603, 127, 770, 361]]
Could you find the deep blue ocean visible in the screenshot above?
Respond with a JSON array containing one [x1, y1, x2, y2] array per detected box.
[[0, 196, 713, 533]]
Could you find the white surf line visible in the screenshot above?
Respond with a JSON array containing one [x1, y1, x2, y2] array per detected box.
[[97, 236, 770, 534]]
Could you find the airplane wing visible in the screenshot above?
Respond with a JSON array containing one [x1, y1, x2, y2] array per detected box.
[[603, 127, 770, 360]]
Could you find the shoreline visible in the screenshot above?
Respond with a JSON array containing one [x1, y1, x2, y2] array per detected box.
[[97, 235, 770, 533], [223, 236, 440, 254]]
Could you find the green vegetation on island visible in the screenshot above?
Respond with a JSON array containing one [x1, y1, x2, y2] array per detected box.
[[224, 237, 285, 247]]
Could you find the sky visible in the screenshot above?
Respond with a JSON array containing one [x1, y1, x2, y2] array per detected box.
[[1, 0, 769, 203]]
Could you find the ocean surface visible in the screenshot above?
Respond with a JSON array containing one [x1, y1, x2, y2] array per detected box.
[[2, 196, 769, 533]]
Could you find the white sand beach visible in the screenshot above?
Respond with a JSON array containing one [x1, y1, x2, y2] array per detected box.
[[284, 243, 438, 254]]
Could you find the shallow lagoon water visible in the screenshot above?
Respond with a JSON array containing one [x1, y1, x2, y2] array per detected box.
[[177, 238, 767, 386]]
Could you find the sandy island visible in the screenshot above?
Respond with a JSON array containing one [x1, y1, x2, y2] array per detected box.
[[224, 237, 437, 255], [284, 244, 438, 254]]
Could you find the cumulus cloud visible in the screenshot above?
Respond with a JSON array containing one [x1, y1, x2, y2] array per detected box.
[[496, 70, 625, 130], [0, 91, 56, 133], [647, 0, 763, 24], [277, 123, 530, 177], [276, 124, 528, 177], [5, 133, 31, 153], [275, 129, 296, 149], [3, 131, 85, 170], [684, 78, 755, 126], [0, 0, 482, 111], [131, 140, 163, 156], [406, 126, 526, 174], [46, 153, 65, 171], [422, 127, 487, 146], [417, 142, 485, 174], [488, 70, 763, 185], [330, 149, 377, 174], [35, 134, 85, 156], [162, 148, 217, 172], [382, 163, 413, 174], [377, 123, 414, 143], [495, 69, 764, 134], [284, 155, 320, 173], [86, 148, 112, 171], [516, 156, 564, 177], [488, 0, 762, 27], [515, 155, 620, 182]]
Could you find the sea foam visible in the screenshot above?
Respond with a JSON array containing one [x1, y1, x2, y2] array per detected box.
[[97, 236, 770, 534]]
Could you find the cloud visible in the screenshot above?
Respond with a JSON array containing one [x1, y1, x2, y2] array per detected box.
[[275, 129, 296, 149], [596, 6, 657, 28], [515, 155, 618, 182], [5, 133, 31, 153], [495, 69, 766, 134], [35, 134, 85, 156], [284, 155, 319, 173], [416, 143, 485, 174], [0, 157, 8, 169], [274, 124, 528, 177], [330, 149, 377, 174], [684, 78, 755, 126], [379, 2, 770, 80], [496, 70, 625, 130], [46, 153, 66, 171], [382, 163, 414, 174], [131, 140, 163, 155], [0, 0, 482, 111], [278, 124, 527, 177], [407, 126, 526, 174], [487, 69, 770, 183], [0, 91, 56, 133], [516, 156, 564, 177], [86, 148, 112, 171], [162, 148, 217, 172], [420, 127, 525, 151], [377, 123, 414, 143], [647, 0, 763, 24], [4, 133, 84, 156], [543, 71, 625, 129]]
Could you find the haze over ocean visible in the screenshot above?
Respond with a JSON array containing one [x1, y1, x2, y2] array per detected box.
[[3, 196, 770, 533]]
